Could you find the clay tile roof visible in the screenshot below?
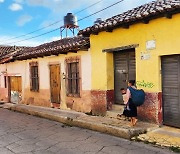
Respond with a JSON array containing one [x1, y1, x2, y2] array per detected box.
[[15, 36, 90, 61], [0, 46, 32, 63], [0, 46, 16, 56], [78, 0, 180, 36]]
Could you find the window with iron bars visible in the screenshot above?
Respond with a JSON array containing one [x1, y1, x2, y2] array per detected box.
[[66, 59, 80, 97], [29, 62, 39, 92]]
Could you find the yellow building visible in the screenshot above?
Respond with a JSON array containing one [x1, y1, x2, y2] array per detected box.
[[79, 0, 180, 127]]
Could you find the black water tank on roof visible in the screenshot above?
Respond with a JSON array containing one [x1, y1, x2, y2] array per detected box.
[[64, 13, 78, 27], [94, 18, 103, 24]]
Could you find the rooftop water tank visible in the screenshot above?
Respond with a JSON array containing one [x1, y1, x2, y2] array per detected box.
[[94, 18, 103, 24], [64, 13, 78, 27]]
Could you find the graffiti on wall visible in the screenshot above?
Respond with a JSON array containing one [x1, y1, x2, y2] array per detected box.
[[136, 80, 155, 88]]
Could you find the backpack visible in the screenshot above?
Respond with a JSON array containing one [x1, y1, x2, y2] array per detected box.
[[128, 87, 145, 106]]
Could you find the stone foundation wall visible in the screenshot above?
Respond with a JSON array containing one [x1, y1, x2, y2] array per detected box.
[[23, 89, 92, 113], [21, 88, 163, 125], [91, 90, 107, 116], [66, 90, 92, 113], [91, 90, 114, 116], [138, 92, 162, 124], [0, 88, 9, 102], [106, 90, 114, 110], [23, 89, 51, 107]]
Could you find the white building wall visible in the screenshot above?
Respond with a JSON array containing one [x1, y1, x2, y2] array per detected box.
[[0, 64, 6, 88], [0, 50, 92, 112], [81, 50, 91, 90]]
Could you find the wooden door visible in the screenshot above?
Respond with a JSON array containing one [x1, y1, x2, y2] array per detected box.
[[49, 64, 61, 104], [114, 49, 136, 104], [10, 76, 22, 104], [10, 76, 22, 92], [162, 55, 180, 128]]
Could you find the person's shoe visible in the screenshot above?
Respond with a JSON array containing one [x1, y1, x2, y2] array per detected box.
[[133, 118, 138, 126]]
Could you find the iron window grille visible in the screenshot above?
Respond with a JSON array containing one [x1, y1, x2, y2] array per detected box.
[[29, 62, 39, 92], [66, 58, 80, 97]]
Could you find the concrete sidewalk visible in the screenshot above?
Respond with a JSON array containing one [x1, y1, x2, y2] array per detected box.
[[2, 103, 157, 140]]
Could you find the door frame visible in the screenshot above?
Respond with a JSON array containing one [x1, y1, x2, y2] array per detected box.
[[161, 55, 180, 128], [49, 63, 61, 104], [8, 75, 22, 103], [113, 48, 136, 104], [7, 76, 11, 103]]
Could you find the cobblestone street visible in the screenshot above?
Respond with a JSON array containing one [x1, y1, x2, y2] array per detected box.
[[0, 109, 172, 154]]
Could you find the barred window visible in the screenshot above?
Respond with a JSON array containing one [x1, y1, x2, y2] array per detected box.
[[29, 62, 39, 92], [66, 58, 80, 97]]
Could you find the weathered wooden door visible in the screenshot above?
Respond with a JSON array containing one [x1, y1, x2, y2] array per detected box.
[[10, 76, 22, 104], [49, 64, 61, 104], [10, 76, 22, 92], [114, 49, 136, 104], [162, 55, 180, 128]]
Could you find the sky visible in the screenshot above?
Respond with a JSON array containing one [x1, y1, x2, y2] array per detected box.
[[0, 0, 153, 47]]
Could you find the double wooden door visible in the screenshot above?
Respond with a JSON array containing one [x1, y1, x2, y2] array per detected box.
[[114, 49, 136, 104]]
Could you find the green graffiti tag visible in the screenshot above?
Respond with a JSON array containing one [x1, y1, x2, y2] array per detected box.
[[136, 80, 155, 88]]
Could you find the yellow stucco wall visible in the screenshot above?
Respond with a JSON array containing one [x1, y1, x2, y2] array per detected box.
[[90, 13, 180, 92]]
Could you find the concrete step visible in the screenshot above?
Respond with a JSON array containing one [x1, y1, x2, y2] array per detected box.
[[106, 110, 124, 119], [112, 104, 124, 111], [106, 105, 125, 119]]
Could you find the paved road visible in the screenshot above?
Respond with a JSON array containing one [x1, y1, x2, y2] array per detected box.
[[0, 109, 172, 154]]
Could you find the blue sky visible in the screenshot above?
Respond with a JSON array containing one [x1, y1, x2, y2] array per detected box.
[[0, 0, 153, 46]]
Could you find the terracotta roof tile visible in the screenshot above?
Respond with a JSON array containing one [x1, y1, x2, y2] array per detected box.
[[0, 46, 32, 63], [14, 36, 90, 61], [79, 0, 180, 36]]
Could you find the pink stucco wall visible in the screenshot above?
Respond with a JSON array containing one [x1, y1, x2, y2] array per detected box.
[[0, 88, 8, 102]]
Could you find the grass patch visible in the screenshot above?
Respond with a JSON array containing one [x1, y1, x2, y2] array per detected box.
[[169, 146, 180, 153]]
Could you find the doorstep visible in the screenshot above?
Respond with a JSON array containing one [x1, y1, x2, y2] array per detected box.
[[106, 104, 124, 119]]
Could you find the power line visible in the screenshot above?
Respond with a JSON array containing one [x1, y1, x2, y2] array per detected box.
[[8, 28, 60, 45], [2, 0, 103, 43], [5, 0, 125, 45], [75, 0, 103, 15], [78, 0, 125, 22]]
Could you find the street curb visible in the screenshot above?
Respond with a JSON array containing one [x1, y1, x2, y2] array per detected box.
[[7, 105, 147, 140]]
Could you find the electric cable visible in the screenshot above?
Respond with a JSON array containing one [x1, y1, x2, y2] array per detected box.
[[4, 0, 125, 45], [1, 0, 103, 43]]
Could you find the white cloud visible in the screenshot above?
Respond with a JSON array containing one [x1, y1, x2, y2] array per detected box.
[[25, 0, 153, 15], [9, 3, 23, 11], [34, 0, 153, 30], [0, 0, 4, 3], [16, 14, 33, 26], [14, 0, 24, 3]]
